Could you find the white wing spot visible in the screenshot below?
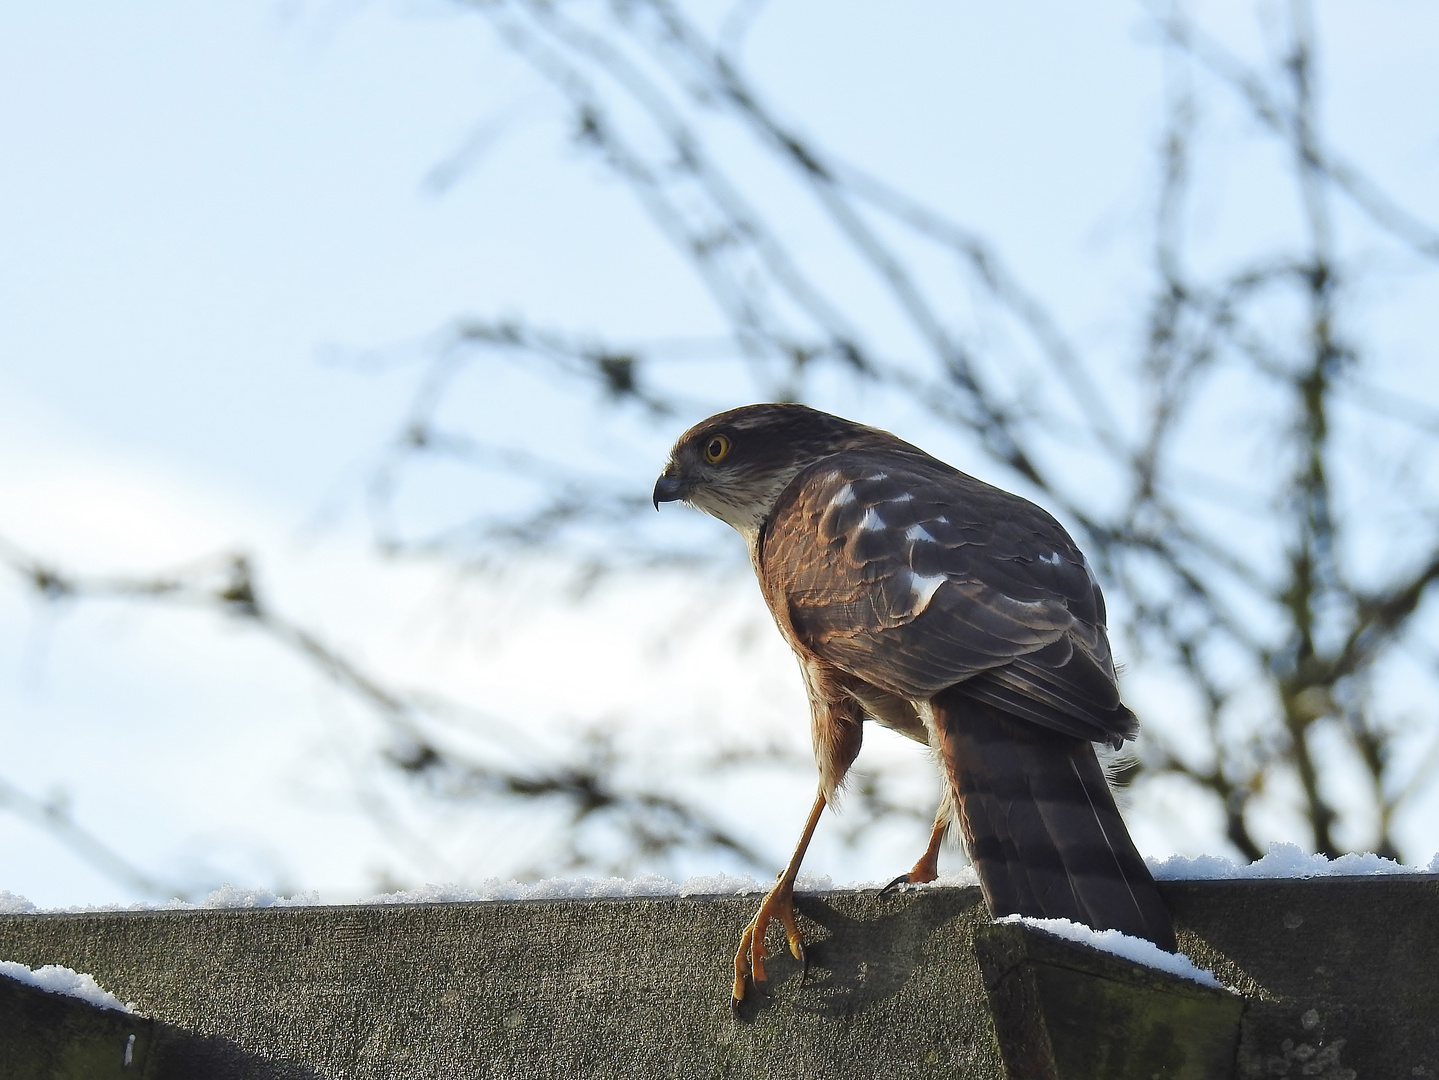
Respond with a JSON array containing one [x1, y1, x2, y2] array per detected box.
[[830, 484, 856, 508], [1040, 551, 1063, 566], [858, 508, 885, 531], [908, 571, 947, 611], [887, 492, 914, 503], [905, 524, 935, 543]]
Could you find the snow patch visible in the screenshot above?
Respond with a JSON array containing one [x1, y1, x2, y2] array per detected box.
[[0, 891, 37, 914], [6, 845, 1430, 915], [0, 960, 135, 1013], [934, 867, 982, 888], [997, 915, 1219, 988], [0, 868, 984, 915], [1151, 842, 1439, 880], [366, 874, 755, 904], [354, 869, 993, 904], [192, 885, 325, 909], [366, 872, 843, 904], [866, 867, 982, 891], [25, 885, 326, 914]]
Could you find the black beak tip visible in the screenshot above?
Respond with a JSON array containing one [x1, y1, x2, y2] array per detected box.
[[652, 474, 684, 510]]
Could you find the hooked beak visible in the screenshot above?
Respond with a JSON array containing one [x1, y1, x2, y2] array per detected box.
[[652, 471, 686, 510]]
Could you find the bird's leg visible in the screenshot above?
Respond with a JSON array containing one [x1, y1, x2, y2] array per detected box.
[[733, 788, 827, 1005], [880, 800, 948, 894]]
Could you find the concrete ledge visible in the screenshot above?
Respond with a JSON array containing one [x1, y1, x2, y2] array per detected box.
[[0, 973, 153, 1079], [0, 878, 1436, 1079], [974, 922, 1243, 1079]]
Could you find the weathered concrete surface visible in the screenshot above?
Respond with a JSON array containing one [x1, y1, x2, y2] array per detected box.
[[0, 878, 1435, 1079], [0, 973, 154, 1079], [0, 889, 1001, 1079], [1165, 877, 1439, 1079], [974, 923, 1243, 1079]]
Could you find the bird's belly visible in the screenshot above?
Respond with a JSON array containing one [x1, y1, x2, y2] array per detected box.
[[846, 683, 929, 745]]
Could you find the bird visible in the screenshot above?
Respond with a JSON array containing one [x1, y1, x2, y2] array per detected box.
[[653, 403, 1175, 1004]]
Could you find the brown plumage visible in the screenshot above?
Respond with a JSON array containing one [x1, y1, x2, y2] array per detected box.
[[654, 403, 1175, 1003]]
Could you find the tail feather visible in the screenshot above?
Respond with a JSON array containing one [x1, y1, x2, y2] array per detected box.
[[934, 689, 1177, 952]]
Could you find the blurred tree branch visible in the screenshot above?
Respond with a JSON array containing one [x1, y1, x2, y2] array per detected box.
[[0, 534, 768, 889], [365, 0, 1439, 861], [5, 0, 1437, 895], [0, 771, 194, 903]]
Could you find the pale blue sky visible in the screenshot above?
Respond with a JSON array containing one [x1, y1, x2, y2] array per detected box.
[[1, 1, 1436, 906]]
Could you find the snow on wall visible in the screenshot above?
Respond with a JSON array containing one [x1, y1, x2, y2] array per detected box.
[[0, 959, 134, 1013], [0, 890, 36, 914], [0, 844, 1432, 913], [0, 869, 982, 912], [995, 914, 1221, 987], [1149, 842, 1439, 881], [363, 868, 982, 906]]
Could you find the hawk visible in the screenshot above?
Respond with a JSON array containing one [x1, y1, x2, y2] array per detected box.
[[653, 403, 1175, 1003]]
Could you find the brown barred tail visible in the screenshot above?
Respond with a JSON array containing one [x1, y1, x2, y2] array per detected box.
[[933, 689, 1177, 953]]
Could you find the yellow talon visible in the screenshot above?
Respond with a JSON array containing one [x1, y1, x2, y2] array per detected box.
[[730, 791, 828, 1006], [732, 880, 804, 1003]]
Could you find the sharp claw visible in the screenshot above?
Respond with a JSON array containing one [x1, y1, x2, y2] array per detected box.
[[733, 882, 809, 1006], [880, 873, 912, 896]]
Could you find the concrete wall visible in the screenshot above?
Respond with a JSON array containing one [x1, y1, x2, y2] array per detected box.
[[1, 878, 1436, 1079]]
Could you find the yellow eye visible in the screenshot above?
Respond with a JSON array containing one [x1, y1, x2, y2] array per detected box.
[[703, 433, 732, 464]]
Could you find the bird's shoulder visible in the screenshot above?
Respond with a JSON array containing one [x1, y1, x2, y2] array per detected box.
[[760, 447, 1098, 613], [756, 446, 1130, 743]]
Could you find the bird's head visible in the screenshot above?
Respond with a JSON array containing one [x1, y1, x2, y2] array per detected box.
[[653, 403, 904, 539]]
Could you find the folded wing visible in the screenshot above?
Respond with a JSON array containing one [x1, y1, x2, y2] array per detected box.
[[760, 449, 1135, 748]]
